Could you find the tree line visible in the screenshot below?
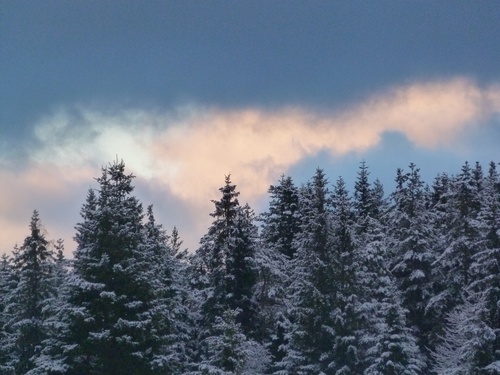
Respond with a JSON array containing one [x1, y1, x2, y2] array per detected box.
[[1, 159, 499, 374]]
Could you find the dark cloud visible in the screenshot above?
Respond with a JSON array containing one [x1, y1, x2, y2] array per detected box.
[[2, 1, 500, 254], [2, 1, 500, 137]]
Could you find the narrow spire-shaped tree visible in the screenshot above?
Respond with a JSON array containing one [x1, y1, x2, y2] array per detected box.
[[3, 211, 55, 374], [192, 175, 263, 373], [433, 162, 484, 324], [0, 254, 16, 374], [194, 175, 258, 337], [388, 164, 438, 361], [33, 238, 71, 374], [257, 175, 301, 366], [278, 170, 359, 374], [260, 175, 301, 260]]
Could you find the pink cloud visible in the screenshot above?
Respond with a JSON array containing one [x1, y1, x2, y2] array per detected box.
[[2, 76, 499, 254]]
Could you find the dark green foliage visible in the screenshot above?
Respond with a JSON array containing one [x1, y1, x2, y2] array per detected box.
[[4, 159, 500, 374], [260, 175, 301, 260], [2, 211, 56, 374], [194, 176, 259, 337], [63, 160, 185, 374], [388, 164, 438, 360]]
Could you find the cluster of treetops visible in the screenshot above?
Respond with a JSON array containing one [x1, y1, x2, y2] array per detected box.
[[1, 159, 499, 374]]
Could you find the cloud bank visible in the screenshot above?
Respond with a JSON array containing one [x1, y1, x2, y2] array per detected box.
[[32, 77, 500, 200], [2, 77, 500, 253]]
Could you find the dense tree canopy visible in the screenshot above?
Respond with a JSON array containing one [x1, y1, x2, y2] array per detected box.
[[2, 159, 500, 374]]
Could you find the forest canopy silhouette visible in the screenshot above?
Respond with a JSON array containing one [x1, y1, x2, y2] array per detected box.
[[1, 159, 499, 374]]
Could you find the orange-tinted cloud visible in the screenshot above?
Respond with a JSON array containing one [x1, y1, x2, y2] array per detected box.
[[2, 76, 499, 254]]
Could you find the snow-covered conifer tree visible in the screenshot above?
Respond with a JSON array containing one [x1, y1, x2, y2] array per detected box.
[[432, 294, 495, 375], [29, 239, 71, 374], [276, 169, 332, 374], [0, 254, 16, 374], [459, 161, 500, 371], [433, 162, 484, 323], [278, 171, 362, 374], [352, 162, 424, 374], [257, 175, 301, 365], [260, 175, 301, 260], [191, 176, 264, 372], [63, 160, 179, 374], [3, 211, 56, 374], [193, 176, 259, 336], [387, 164, 439, 361]]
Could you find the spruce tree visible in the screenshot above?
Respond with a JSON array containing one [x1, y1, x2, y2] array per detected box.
[[432, 295, 494, 375], [278, 170, 360, 374], [260, 175, 301, 260], [433, 162, 484, 323], [63, 160, 176, 374], [143, 205, 192, 373], [0, 254, 16, 374], [31, 239, 71, 374], [198, 308, 248, 375], [194, 176, 259, 336], [257, 175, 301, 367], [387, 164, 438, 361], [3, 211, 55, 374], [352, 163, 424, 374], [327, 176, 362, 374], [192, 176, 263, 372], [277, 169, 331, 373], [460, 161, 500, 372]]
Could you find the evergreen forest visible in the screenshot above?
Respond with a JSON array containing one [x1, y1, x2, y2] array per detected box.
[[1, 159, 500, 375]]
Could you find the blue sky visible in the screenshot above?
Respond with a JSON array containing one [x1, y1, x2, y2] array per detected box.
[[1, 1, 500, 253]]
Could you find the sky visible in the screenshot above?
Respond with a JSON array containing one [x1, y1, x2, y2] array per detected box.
[[1, 1, 500, 254]]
